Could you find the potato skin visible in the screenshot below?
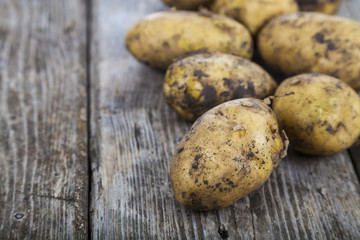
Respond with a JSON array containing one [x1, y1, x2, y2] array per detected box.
[[170, 98, 288, 211], [258, 13, 360, 91], [296, 0, 342, 14], [211, 0, 299, 34], [273, 73, 360, 155], [164, 52, 277, 121], [125, 11, 253, 70], [162, 0, 212, 10]]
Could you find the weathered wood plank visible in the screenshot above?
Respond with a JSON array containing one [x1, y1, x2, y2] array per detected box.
[[0, 0, 88, 239], [251, 150, 360, 240], [90, 0, 360, 239], [337, 0, 360, 183]]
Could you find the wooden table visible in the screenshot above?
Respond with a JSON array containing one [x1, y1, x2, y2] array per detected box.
[[0, 0, 359, 239]]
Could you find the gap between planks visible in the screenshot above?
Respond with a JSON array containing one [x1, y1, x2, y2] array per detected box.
[[86, 0, 94, 239]]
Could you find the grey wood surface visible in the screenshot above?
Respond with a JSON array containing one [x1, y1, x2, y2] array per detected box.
[[0, 0, 88, 239], [338, 0, 360, 203], [90, 0, 360, 239]]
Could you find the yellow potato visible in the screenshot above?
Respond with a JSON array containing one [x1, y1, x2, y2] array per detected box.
[[170, 98, 288, 211], [125, 11, 253, 70], [258, 12, 360, 91], [211, 0, 299, 34], [296, 0, 342, 14], [162, 0, 212, 10], [272, 73, 360, 155], [164, 52, 277, 121]]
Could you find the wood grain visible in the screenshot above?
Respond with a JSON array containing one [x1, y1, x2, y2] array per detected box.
[[0, 0, 88, 239], [338, 0, 360, 185], [90, 0, 360, 239]]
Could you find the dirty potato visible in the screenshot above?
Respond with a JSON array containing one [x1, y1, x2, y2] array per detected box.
[[211, 0, 299, 34], [164, 52, 277, 121], [162, 0, 212, 10], [272, 73, 360, 155], [125, 11, 253, 70], [170, 98, 289, 211], [296, 0, 342, 14], [258, 12, 360, 91]]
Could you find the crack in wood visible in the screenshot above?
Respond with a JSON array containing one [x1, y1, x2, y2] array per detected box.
[[349, 148, 360, 183], [85, 0, 93, 239], [249, 195, 257, 240], [29, 193, 77, 203]]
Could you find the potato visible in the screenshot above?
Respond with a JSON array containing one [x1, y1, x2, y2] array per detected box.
[[211, 0, 299, 34], [125, 11, 253, 70], [296, 0, 342, 14], [162, 0, 212, 10], [258, 12, 360, 91], [170, 98, 289, 210], [272, 73, 360, 155], [164, 52, 277, 121]]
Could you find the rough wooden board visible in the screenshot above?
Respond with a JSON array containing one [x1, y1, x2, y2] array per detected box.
[[251, 149, 360, 240], [90, 1, 360, 240], [336, 0, 360, 196], [0, 0, 88, 239]]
